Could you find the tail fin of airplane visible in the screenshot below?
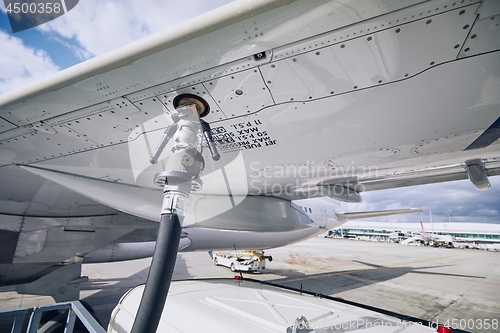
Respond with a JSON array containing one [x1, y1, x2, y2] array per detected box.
[[420, 220, 425, 233]]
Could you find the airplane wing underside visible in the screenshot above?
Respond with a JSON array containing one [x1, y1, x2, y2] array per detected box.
[[0, 0, 499, 301], [1, 0, 499, 206], [0, 0, 500, 299]]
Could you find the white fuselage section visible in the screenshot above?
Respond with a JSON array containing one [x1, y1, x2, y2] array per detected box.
[[179, 197, 345, 252], [85, 197, 344, 262]]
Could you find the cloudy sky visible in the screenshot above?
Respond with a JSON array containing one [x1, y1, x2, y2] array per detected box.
[[350, 177, 500, 223], [0, 0, 233, 93], [0, 1, 499, 223]]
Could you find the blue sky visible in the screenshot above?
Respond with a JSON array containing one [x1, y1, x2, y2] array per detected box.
[[0, 10, 79, 67], [0, 0, 234, 93], [0, 1, 499, 223]]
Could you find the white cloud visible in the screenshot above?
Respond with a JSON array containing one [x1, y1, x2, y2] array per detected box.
[[37, 0, 233, 59], [0, 0, 231, 93], [0, 31, 60, 95]]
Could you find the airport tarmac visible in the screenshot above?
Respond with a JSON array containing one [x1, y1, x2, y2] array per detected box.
[[1, 237, 499, 333]]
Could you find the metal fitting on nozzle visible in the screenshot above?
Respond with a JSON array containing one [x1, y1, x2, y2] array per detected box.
[[173, 93, 220, 161], [173, 93, 210, 118], [200, 119, 220, 161], [149, 125, 177, 164]]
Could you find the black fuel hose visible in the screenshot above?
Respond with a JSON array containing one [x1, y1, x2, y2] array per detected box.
[[130, 213, 182, 333]]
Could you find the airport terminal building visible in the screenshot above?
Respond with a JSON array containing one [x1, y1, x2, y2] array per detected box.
[[331, 221, 500, 245]]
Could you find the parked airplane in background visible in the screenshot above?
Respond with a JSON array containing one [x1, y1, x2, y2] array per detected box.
[[416, 221, 455, 246], [0, 0, 499, 310], [384, 221, 455, 246]]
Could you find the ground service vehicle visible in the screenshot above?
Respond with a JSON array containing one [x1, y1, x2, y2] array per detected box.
[[212, 250, 272, 272]]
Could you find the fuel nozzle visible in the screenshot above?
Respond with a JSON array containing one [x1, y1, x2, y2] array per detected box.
[[149, 125, 176, 164], [200, 119, 220, 161]]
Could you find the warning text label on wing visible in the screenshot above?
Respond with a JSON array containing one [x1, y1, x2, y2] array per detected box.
[[211, 119, 277, 153]]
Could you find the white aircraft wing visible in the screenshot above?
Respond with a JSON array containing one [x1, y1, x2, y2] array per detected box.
[[1, 0, 499, 201], [336, 208, 422, 221], [0, 0, 499, 301]]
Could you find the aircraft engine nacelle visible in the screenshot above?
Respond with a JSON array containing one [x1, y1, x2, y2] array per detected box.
[[186, 195, 314, 232], [179, 195, 321, 251], [84, 196, 320, 261], [83, 242, 156, 263]]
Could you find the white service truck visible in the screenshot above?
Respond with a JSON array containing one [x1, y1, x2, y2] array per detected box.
[[212, 250, 272, 272]]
